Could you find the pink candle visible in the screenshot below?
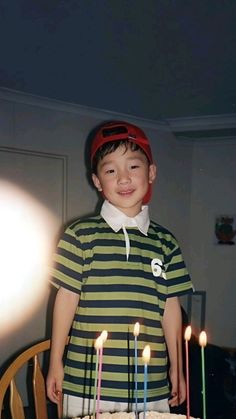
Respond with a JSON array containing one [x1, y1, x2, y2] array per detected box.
[[93, 336, 102, 419], [184, 325, 192, 419], [133, 322, 140, 418], [142, 345, 151, 419], [199, 331, 207, 419], [96, 344, 103, 419]]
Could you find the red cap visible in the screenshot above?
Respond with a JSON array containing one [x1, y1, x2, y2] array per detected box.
[[91, 121, 153, 204]]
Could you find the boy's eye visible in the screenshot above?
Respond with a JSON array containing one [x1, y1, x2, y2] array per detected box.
[[105, 169, 115, 174], [130, 164, 139, 169]]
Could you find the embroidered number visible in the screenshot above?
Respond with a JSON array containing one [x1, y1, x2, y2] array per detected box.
[[151, 258, 163, 277]]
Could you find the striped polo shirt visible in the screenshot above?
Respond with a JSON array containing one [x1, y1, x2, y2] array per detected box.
[[52, 212, 193, 404]]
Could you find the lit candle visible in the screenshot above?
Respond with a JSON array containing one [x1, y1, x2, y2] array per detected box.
[[100, 330, 108, 343], [133, 322, 140, 418], [94, 331, 108, 419], [93, 336, 103, 419], [199, 331, 207, 419], [142, 345, 151, 419], [184, 325, 192, 419]]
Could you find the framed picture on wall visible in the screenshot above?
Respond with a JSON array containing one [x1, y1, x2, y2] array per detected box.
[[215, 215, 236, 245], [186, 291, 206, 336], [181, 291, 206, 336]]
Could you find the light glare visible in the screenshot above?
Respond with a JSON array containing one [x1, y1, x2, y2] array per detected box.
[[0, 181, 58, 336]]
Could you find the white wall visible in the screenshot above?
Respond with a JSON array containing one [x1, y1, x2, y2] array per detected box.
[[189, 139, 236, 347], [1, 88, 235, 366], [148, 127, 193, 260], [1, 88, 236, 406], [0, 89, 193, 377]]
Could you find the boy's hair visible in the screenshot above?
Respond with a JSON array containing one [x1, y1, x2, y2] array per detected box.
[[90, 121, 154, 204], [92, 139, 147, 175]]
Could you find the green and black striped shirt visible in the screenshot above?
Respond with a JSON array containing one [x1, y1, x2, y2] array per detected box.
[[52, 214, 193, 404]]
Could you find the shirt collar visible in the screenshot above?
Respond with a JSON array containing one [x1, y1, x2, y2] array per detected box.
[[100, 200, 150, 236]]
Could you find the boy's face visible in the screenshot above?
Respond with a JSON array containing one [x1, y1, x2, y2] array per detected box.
[[92, 144, 156, 217]]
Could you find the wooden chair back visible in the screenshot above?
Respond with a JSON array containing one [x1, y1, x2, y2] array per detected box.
[[0, 339, 63, 419]]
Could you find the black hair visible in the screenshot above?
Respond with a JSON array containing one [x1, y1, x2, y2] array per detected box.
[[92, 139, 147, 174]]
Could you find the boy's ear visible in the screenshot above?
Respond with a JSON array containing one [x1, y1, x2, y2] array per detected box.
[[92, 173, 103, 191], [149, 163, 157, 184]]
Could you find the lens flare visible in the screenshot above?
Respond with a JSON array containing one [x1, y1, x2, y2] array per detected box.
[[0, 180, 58, 336]]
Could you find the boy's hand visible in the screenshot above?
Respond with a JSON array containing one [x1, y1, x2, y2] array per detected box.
[[46, 361, 64, 404], [168, 367, 186, 407]]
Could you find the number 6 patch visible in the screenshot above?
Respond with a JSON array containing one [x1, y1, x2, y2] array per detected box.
[[151, 258, 166, 279]]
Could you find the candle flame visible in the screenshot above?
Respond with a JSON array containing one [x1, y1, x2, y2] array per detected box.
[[184, 325, 192, 341], [199, 331, 207, 347], [94, 336, 103, 350], [142, 345, 151, 364], [95, 330, 108, 349], [100, 330, 108, 343], [133, 322, 140, 337]]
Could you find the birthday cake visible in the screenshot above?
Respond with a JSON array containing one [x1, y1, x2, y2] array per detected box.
[[73, 413, 198, 419]]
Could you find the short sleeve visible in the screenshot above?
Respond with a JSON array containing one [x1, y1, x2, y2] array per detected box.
[[164, 237, 193, 297], [51, 226, 84, 294]]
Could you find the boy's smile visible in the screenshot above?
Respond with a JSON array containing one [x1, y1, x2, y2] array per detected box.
[[92, 145, 156, 217]]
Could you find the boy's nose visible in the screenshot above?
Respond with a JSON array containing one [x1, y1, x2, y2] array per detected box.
[[117, 170, 131, 184]]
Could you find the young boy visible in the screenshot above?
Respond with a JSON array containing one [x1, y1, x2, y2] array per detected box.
[[47, 121, 193, 418]]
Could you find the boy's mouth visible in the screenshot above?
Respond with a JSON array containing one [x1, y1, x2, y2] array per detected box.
[[118, 189, 135, 196]]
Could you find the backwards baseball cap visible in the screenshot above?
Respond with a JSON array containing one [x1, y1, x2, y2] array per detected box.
[[91, 121, 153, 204]]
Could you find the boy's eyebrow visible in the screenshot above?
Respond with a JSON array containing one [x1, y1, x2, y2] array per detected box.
[[99, 155, 144, 168]]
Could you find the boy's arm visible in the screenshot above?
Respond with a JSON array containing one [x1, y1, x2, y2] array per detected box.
[[162, 296, 186, 407], [46, 286, 80, 404]]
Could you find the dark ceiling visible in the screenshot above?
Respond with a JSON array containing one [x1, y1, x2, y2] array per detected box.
[[1, 0, 236, 122]]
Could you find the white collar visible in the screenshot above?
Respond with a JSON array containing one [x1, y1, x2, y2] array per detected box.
[[100, 200, 150, 260], [101, 200, 150, 235]]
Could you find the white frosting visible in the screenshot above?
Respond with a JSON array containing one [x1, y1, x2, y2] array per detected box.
[[73, 412, 198, 419], [140, 413, 198, 419]]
